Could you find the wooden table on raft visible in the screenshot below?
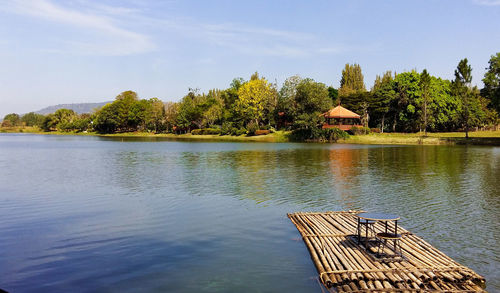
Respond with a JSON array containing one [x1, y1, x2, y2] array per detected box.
[[356, 212, 400, 250]]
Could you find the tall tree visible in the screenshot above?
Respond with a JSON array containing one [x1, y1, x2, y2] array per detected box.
[[21, 112, 45, 127], [202, 89, 225, 127], [164, 102, 179, 133], [390, 71, 421, 132], [291, 79, 332, 139], [277, 75, 302, 125], [370, 71, 395, 132], [419, 69, 431, 135], [482, 52, 500, 114], [453, 58, 473, 138], [235, 74, 274, 127], [327, 87, 339, 105], [338, 63, 365, 97]]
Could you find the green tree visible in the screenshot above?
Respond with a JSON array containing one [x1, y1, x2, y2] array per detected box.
[[148, 98, 166, 132], [39, 109, 77, 131], [220, 78, 245, 127], [419, 69, 431, 135], [328, 87, 339, 105], [453, 58, 473, 138], [128, 99, 152, 131], [70, 113, 92, 132], [41, 114, 58, 131], [291, 79, 332, 139], [53, 109, 78, 131], [277, 75, 302, 127], [2, 113, 21, 127], [21, 112, 45, 127], [338, 63, 369, 126], [390, 71, 421, 132], [93, 91, 140, 133], [339, 63, 365, 97], [94, 103, 120, 133], [203, 89, 225, 127], [370, 71, 395, 132], [427, 77, 458, 131], [482, 52, 500, 114], [341, 91, 372, 127], [176, 89, 205, 131]]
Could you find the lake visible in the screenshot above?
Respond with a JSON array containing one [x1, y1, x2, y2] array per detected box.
[[0, 134, 498, 292]]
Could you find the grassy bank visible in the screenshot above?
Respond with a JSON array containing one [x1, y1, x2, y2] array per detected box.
[[99, 131, 290, 142], [2, 126, 499, 145], [339, 131, 500, 146], [0, 126, 290, 142]]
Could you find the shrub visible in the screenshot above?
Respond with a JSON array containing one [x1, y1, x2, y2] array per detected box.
[[350, 126, 370, 135], [290, 127, 348, 142], [221, 122, 233, 135], [205, 128, 221, 135], [320, 128, 349, 142], [246, 121, 259, 136], [234, 128, 247, 136], [290, 128, 322, 141], [370, 128, 381, 133], [255, 129, 270, 136], [191, 128, 221, 135]]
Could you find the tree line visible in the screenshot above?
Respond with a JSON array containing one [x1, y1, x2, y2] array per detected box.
[[3, 54, 499, 140]]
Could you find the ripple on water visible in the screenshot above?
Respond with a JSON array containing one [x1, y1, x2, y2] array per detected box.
[[0, 136, 498, 292]]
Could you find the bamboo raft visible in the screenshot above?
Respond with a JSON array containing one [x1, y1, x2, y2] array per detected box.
[[288, 211, 486, 292]]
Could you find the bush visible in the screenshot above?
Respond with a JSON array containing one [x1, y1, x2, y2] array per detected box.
[[350, 126, 370, 135], [234, 128, 247, 136], [290, 128, 322, 141], [370, 128, 381, 133], [191, 128, 221, 135], [246, 121, 259, 136], [255, 129, 270, 136], [320, 128, 349, 142], [291, 127, 348, 142], [221, 122, 233, 135]]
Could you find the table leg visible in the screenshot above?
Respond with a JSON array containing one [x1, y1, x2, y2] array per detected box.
[[365, 221, 368, 250], [357, 218, 360, 244]]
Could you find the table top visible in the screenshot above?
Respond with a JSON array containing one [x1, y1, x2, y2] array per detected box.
[[356, 212, 400, 221]]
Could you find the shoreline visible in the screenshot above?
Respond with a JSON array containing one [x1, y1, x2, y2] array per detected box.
[[1, 127, 500, 146]]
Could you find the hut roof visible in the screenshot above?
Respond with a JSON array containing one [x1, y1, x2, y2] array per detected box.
[[323, 105, 360, 119]]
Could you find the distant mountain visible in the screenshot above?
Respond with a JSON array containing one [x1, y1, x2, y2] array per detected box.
[[35, 102, 111, 115]]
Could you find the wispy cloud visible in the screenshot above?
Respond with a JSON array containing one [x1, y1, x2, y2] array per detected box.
[[473, 0, 500, 5], [3, 0, 155, 55], [148, 18, 352, 58], [1, 0, 366, 58]]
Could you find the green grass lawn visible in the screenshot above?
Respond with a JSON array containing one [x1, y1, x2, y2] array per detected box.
[[100, 130, 290, 142], [340, 130, 500, 145], [2, 126, 499, 145]]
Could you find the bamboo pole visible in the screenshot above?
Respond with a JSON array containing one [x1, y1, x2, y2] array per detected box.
[[288, 212, 485, 291]]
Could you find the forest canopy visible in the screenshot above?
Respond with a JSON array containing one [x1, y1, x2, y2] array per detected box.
[[3, 54, 499, 140]]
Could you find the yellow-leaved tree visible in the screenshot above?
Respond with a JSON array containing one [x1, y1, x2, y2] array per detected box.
[[235, 73, 273, 127]]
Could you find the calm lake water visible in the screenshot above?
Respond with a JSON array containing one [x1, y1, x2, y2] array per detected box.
[[0, 134, 498, 292]]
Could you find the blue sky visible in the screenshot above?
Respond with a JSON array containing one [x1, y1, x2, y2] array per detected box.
[[0, 0, 499, 117]]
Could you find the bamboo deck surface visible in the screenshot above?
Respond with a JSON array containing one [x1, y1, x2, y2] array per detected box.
[[288, 211, 486, 292]]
